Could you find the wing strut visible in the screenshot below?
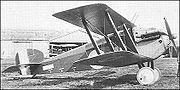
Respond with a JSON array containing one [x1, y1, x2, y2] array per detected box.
[[123, 24, 138, 53], [123, 24, 146, 69], [104, 34, 115, 52], [105, 10, 127, 51], [103, 17, 115, 52], [82, 18, 101, 55]]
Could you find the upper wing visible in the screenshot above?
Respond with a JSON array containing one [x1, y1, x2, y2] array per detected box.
[[52, 3, 135, 36]]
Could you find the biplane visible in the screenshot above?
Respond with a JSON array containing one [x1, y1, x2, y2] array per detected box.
[[3, 3, 179, 85]]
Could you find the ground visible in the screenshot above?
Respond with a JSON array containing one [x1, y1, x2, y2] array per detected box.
[[1, 57, 179, 89]]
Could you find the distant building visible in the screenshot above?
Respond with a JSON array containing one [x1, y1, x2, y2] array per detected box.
[[1, 29, 62, 59], [1, 29, 62, 41], [49, 30, 100, 57], [1, 29, 101, 58]]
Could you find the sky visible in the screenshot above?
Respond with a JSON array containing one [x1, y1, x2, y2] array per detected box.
[[1, 1, 179, 39]]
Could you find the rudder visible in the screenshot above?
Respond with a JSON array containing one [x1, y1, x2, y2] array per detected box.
[[27, 49, 44, 63]]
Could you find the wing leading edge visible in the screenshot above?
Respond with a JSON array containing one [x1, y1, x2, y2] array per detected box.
[[52, 3, 135, 36]]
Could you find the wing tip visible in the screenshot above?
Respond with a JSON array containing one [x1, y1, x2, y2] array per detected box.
[[52, 13, 59, 18]]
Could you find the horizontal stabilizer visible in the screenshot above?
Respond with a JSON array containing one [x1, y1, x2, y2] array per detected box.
[[2, 65, 20, 73], [2, 64, 41, 73]]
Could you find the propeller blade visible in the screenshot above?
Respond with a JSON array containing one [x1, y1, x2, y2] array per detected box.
[[164, 18, 178, 53], [164, 18, 179, 77]]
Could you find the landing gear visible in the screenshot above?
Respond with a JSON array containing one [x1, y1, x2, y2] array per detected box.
[[153, 68, 161, 83], [137, 67, 155, 85], [137, 61, 161, 85]]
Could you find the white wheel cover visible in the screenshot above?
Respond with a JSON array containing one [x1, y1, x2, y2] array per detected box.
[[137, 67, 155, 85], [153, 68, 161, 83]]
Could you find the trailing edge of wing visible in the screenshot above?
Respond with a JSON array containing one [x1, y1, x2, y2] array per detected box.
[[52, 3, 135, 36]]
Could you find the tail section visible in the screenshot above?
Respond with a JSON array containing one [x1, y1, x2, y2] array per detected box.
[[2, 65, 20, 73], [2, 64, 41, 77], [3, 53, 21, 73], [14, 48, 44, 65], [27, 49, 44, 63], [2, 49, 44, 76], [15, 53, 20, 66], [17, 48, 30, 64]]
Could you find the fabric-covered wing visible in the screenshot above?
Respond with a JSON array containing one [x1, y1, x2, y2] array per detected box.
[[73, 51, 153, 67], [52, 3, 135, 35]]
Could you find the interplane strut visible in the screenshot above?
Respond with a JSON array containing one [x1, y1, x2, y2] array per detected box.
[[105, 10, 127, 51], [82, 18, 101, 55]]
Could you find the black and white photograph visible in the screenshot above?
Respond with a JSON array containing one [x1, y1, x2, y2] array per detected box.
[[1, 1, 179, 89]]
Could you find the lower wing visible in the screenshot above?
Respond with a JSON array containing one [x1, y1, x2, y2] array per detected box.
[[73, 51, 154, 67]]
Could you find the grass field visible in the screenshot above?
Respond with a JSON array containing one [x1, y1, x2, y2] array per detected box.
[[1, 57, 179, 89]]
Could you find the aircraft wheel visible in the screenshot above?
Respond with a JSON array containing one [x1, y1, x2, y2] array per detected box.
[[137, 67, 155, 85], [152, 67, 161, 83]]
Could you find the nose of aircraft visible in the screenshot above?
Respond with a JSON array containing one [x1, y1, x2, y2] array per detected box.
[[160, 33, 171, 50]]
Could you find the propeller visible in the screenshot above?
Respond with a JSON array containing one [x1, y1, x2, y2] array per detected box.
[[164, 18, 179, 76]]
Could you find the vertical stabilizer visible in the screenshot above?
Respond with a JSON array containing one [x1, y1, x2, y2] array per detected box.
[[15, 49, 44, 64]]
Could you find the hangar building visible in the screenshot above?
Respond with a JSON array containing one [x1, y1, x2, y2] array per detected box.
[[1, 29, 100, 58], [49, 30, 100, 57]]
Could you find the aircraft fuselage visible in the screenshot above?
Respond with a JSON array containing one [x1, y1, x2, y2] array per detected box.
[[39, 29, 170, 74]]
